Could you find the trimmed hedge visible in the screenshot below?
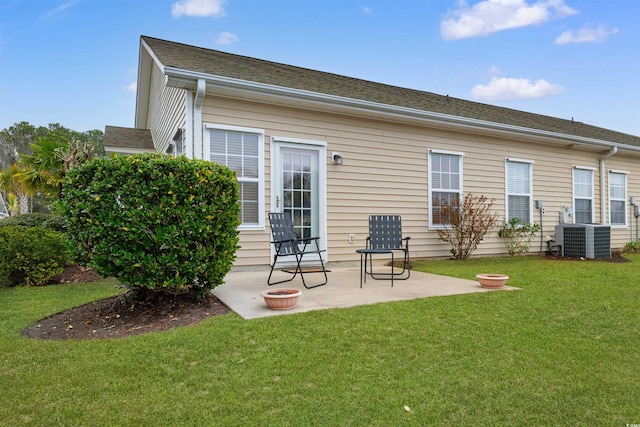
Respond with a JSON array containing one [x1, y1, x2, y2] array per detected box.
[[0, 226, 69, 286], [59, 153, 240, 297], [0, 212, 67, 232]]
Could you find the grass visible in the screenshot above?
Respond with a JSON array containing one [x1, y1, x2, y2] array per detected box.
[[1, 255, 639, 426]]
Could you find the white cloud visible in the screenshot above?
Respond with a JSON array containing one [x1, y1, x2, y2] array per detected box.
[[489, 65, 502, 76], [216, 31, 238, 45], [441, 0, 578, 41], [171, 0, 226, 18], [124, 82, 137, 93], [471, 76, 564, 101], [362, 6, 372, 14], [44, 1, 76, 21], [555, 24, 619, 44]]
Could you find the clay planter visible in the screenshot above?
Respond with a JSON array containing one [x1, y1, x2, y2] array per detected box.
[[261, 288, 302, 310], [476, 274, 509, 289]]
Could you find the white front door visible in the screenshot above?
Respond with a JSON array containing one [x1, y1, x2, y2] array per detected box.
[[271, 138, 327, 264]]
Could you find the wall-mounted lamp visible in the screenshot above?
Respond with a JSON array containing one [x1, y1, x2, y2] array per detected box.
[[332, 152, 343, 165]]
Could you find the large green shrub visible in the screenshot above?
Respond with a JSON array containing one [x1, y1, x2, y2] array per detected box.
[[59, 153, 240, 298], [0, 226, 69, 286], [0, 212, 67, 232]]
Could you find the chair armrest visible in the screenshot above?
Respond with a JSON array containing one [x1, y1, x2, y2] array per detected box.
[[271, 238, 298, 245], [297, 236, 320, 243]]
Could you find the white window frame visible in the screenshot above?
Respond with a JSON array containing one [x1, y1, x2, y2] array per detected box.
[[609, 170, 628, 227], [505, 158, 534, 224], [572, 166, 595, 224], [428, 149, 464, 229], [204, 123, 265, 230]]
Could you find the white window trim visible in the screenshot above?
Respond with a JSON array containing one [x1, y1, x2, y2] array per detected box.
[[428, 149, 464, 229], [572, 166, 595, 224], [505, 158, 534, 224], [608, 170, 628, 228], [204, 123, 265, 230]]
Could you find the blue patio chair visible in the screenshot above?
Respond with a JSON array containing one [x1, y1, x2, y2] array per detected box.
[[268, 212, 328, 289], [365, 215, 411, 281]]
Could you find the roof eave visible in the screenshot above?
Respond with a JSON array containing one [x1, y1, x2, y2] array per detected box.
[[164, 67, 640, 155]]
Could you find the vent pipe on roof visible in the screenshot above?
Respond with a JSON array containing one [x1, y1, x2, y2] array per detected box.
[[599, 146, 617, 224]]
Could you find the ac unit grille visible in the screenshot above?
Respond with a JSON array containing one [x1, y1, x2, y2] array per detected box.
[[556, 224, 611, 259]]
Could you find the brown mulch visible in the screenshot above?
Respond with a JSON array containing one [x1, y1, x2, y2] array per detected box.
[[21, 264, 230, 341], [544, 250, 629, 263]]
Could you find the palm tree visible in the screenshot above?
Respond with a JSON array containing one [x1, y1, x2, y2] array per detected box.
[[0, 164, 33, 215], [18, 137, 65, 198], [19, 137, 100, 199]]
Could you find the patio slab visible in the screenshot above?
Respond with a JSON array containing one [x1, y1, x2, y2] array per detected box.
[[212, 264, 520, 319]]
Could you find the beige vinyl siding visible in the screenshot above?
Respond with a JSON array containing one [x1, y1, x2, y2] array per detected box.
[[607, 156, 637, 248], [200, 95, 638, 266], [148, 63, 186, 153]]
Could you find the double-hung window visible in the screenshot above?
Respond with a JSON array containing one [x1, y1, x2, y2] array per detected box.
[[429, 150, 463, 227], [505, 158, 534, 223], [609, 171, 627, 226], [205, 124, 265, 229], [573, 167, 594, 224]]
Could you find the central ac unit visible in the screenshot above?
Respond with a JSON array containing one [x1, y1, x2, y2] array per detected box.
[[555, 224, 611, 259]]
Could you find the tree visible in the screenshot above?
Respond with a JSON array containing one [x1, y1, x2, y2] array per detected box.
[[436, 193, 499, 260], [0, 122, 105, 203], [0, 122, 40, 170], [0, 164, 34, 215]]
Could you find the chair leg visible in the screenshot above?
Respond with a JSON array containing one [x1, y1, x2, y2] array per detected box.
[[267, 253, 299, 286], [299, 251, 328, 289], [368, 250, 411, 280]]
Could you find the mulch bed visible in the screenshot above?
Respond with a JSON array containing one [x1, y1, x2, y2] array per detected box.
[[22, 264, 230, 341]]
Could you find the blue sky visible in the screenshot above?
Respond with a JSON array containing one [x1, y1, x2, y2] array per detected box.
[[1, 0, 639, 136]]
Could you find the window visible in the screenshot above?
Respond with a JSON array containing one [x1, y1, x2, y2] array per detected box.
[[429, 150, 463, 227], [506, 159, 533, 223], [573, 167, 594, 223], [205, 125, 264, 229], [173, 129, 184, 156], [609, 171, 627, 226]]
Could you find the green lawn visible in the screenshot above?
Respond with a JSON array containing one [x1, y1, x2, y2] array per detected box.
[[1, 255, 639, 426]]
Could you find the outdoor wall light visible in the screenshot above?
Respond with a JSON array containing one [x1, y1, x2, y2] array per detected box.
[[332, 152, 343, 165]]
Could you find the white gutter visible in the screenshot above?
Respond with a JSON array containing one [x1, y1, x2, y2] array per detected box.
[[599, 147, 618, 224], [163, 67, 640, 154], [193, 79, 206, 159]]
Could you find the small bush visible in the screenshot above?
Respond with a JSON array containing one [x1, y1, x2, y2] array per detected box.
[[59, 153, 240, 298], [436, 193, 499, 260], [622, 241, 640, 254], [0, 212, 67, 232], [498, 218, 541, 256], [0, 226, 69, 286]]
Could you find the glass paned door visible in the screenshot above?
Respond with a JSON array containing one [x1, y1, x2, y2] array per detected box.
[[280, 148, 319, 240], [271, 140, 326, 266]]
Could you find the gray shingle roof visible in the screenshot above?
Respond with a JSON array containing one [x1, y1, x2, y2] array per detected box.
[[104, 126, 154, 154], [142, 36, 640, 147]]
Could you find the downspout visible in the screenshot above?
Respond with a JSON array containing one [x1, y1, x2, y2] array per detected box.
[[599, 146, 617, 224], [193, 79, 206, 159]]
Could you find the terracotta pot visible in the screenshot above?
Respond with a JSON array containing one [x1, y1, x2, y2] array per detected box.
[[261, 288, 302, 310], [476, 274, 509, 289]]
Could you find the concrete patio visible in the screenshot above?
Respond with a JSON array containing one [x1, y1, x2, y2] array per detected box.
[[212, 263, 520, 319]]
